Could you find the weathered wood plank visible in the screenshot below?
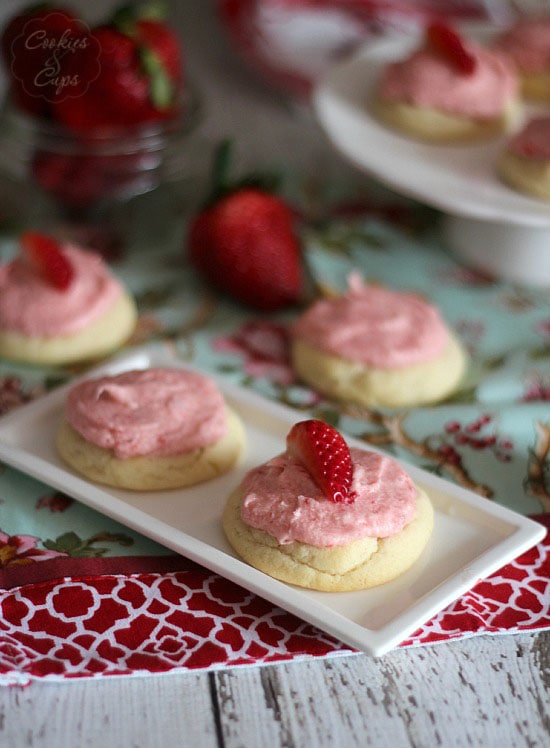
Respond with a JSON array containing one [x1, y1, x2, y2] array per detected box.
[[2, 635, 546, 747], [0, 673, 218, 748], [211, 633, 549, 748]]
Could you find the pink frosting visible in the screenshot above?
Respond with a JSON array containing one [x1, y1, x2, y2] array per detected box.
[[379, 42, 518, 118], [65, 368, 228, 459], [0, 244, 123, 337], [507, 117, 550, 159], [292, 276, 449, 368], [495, 17, 550, 73], [241, 447, 416, 546]]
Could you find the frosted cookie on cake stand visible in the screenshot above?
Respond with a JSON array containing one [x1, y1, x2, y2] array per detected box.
[[56, 367, 245, 490], [493, 15, 550, 102], [0, 232, 137, 366], [223, 419, 433, 592], [497, 116, 550, 200], [312, 24, 550, 287], [373, 21, 521, 143], [290, 275, 467, 409]]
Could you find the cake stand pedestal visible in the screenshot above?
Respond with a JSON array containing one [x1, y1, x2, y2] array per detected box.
[[443, 214, 550, 288]]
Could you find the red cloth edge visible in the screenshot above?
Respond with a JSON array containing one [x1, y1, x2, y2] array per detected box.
[[0, 554, 194, 591]]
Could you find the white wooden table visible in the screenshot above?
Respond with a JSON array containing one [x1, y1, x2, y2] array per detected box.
[[0, 3, 548, 746]]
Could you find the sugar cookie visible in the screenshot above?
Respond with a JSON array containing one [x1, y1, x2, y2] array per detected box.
[[374, 23, 520, 143], [57, 367, 245, 490], [498, 116, 550, 200], [494, 16, 550, 102], [0, 234, 137, 365], [223, 419, 433, 591], [291, 276, 467, 408]]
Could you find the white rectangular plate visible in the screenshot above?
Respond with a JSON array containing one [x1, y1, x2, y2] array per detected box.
[[0, 345, 545, 656]]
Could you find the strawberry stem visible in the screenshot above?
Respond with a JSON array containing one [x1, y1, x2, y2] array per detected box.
[[140, 45, 173, 109], [111, 0, 174, 110], [111, 1, 167, 31], [205, 138, 283, 207]]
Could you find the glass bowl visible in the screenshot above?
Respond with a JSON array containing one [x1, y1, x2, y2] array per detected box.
[[0, 87, 201, 255]]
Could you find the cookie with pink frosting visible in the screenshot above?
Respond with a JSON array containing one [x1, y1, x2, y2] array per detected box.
[[290, 275, 467, 408], [56, 367, 245, 490], [494, 15, 550, 102], [498, 116, 550, 200], [374, 21, 520, 143], [0, 233, 137, 365], [223, 419, 433, 591]]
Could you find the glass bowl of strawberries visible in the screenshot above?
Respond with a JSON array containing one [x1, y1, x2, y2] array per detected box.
[[0, 2, 199, 247]]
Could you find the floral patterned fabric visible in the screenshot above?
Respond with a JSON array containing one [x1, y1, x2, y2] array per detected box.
[[0, 186, 548, 683]]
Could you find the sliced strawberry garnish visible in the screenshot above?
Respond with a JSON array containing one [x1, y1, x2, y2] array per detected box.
[[286, 419, 355, 504], [426, 21, 477, 75], [20, 231, 74, 290]]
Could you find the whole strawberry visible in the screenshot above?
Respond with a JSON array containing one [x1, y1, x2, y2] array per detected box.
[[188, 142, 303, 311], [132, 13, 183, 88]]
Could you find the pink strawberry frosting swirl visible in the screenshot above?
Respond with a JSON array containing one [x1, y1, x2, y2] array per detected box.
[[379, 42, 518, 118], [507, 117, 550, 159], [495, 17, 550, 73], [241, 448, 416, 546], [0, 244, 123, 337], [292, 276, 449, 368], [65, 368, 227, 459]]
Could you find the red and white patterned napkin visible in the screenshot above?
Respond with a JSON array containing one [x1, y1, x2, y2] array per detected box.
[[0, 515, 547, 685]]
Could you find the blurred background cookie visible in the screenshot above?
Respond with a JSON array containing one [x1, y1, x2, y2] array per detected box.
[[291, 275, 467, 408], [0, 232, 137, 366], [373, 21, 521, 143]]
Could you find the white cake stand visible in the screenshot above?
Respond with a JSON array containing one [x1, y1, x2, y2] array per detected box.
[[312, 30, 550, 287]]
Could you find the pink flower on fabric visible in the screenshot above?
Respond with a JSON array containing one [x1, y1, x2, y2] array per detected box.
[[522, 376, 550, 402], [535, 319, 550, 344], [36, 493, 74, 512], [213, 321, 295, 385], [0, 376, 40, 416], [0, 530, 67, 567]]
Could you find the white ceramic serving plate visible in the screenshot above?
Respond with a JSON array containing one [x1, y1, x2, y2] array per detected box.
[[313, 29, 550, 285], [0, 345, 545, 656]]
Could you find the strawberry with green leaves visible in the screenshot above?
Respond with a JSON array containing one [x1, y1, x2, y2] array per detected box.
[[188, 141, 304, 311], [131, 10, 183, 89], [52, 3, 183, 132], [286, 419, 356, 504]]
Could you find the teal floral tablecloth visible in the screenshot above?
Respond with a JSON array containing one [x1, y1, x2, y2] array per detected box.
[[0, 182, 548, 682], [3, 193, 548, 539]]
